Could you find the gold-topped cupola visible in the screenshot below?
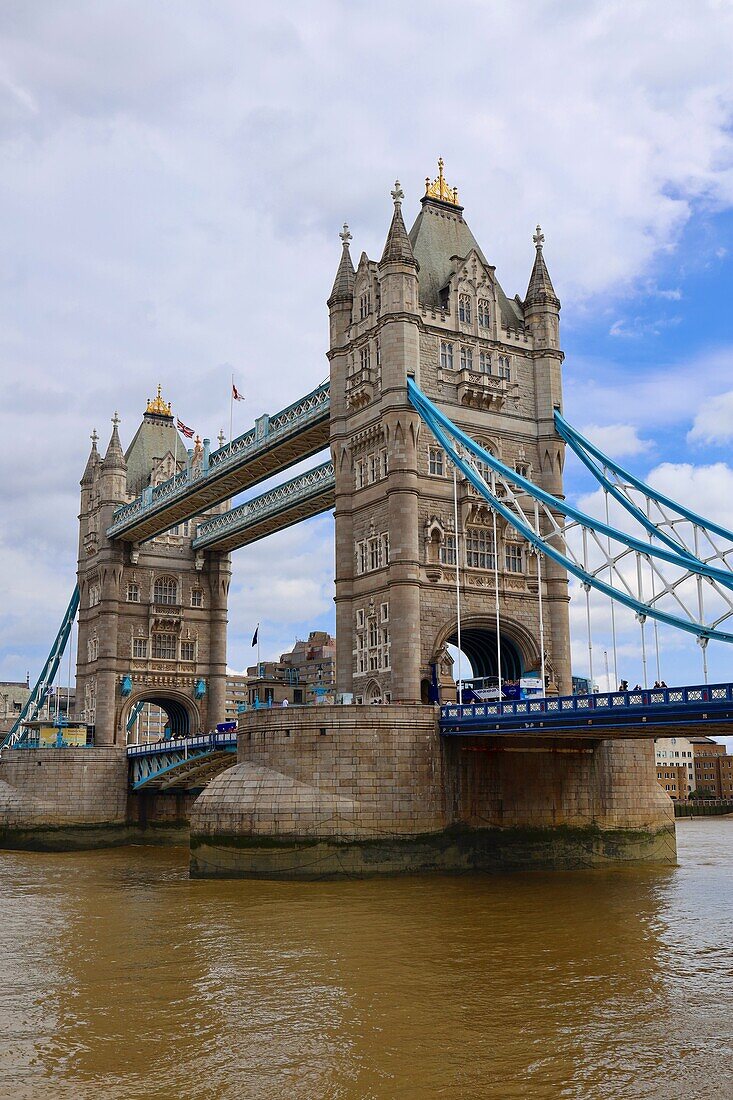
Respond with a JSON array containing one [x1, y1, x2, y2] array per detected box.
[[145, 383, 173, 419], [424, 157, 460, 206]]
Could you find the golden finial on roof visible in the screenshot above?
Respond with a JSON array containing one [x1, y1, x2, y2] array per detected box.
[[424, 157, 460, 206], [145, 383, 172, 417]]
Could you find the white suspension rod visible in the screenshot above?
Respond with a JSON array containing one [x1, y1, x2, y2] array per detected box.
[[453, 466, 463, 704], [492, 483, 502, 697]]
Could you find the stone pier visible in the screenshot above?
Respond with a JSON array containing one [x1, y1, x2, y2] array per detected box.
[[189, 705, 676, 879]]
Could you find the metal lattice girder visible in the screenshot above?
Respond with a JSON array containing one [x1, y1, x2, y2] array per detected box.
[[2, 586, 79, 749], [407, 380, 733, 645], [192, 460, 335, 553], [107, 382, 331, 544], [554, 411, 733, 573], [127, 731, 237, 789]]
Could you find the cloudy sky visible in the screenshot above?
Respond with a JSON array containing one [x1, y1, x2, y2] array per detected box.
[[3, 0, 733, 704]]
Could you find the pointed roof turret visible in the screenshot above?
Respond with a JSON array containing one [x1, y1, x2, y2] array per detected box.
[[102, 412, 127, 471], [379, 181, 418, 269], [81, 428, 101, 485], [328, 224, 355, 305], [525, 225, 559, 307]]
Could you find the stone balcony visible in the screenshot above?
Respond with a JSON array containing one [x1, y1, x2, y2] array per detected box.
[[453, 369, 507, 409], [346, 367, 376, 410]]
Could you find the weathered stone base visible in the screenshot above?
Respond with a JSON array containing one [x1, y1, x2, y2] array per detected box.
[[0, 746, 131, 851], [190, 822, 677, 879], [0, 821, 188, 852], [189, 706, 677, 879]]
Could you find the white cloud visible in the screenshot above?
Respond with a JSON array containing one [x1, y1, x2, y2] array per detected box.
[[577, 423, 651, 458], [687, 390, 733, 444], [4, 1, 733, 678]]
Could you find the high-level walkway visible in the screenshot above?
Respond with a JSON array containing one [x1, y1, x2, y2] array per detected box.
[[108, 383, 330, 543], [192, 460, 335, 552]]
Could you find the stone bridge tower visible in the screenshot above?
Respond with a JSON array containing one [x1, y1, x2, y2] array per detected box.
[[329, 163, 571, 703], [76, 389, 231, 744]]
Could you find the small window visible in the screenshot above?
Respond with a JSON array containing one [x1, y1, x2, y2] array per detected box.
[[460, 346, 473, 371], [132, 638, 148, 659], [479, 350, 491, 374], [466, 527, 495, 570], [359, 292, 370, 320], [369, 454, 379, 483], [88, 583, 101, 607], [515, 463, 529, 479], [381, 532, 390, 565], [181, 641, 196, 662], [190, 588, 203, 608], [498, 355, 511, 380], [429, 446, 445, 476], [126, 582, 140, 603], [152, 633, 177, 660], [360, 345, 371, 372], [87, 637, 99, 662], [153, 577, 178, 605], [368, 536, 380, 571], [478, 299, 490, 327], [505, 544, 524, 573], [440, 534, 457, 566], [355, 459, 365, 490], [380, 602, 389, 622], [380, 448, 388, 478], [356, 608, 365, 629], [459, 293, 472, 323], [440, 341, 454, 370]]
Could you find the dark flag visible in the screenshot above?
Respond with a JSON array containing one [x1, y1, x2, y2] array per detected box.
[[251, 625, 259, 647]]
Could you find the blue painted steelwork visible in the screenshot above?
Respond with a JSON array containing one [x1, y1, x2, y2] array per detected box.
[[408, 381, 733, 588], [126, 700, 145, 734], [407, 380, 733, 643], [440, 682, 733, 736], [555, 411, 733, 549], [192, 460, 335, 551], [108, 381, 331, 541], [2, 587, 80, 750], [127, 730, 237, 789]]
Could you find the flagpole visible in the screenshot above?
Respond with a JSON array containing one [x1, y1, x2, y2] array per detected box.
[[229, 373, 234, 451]]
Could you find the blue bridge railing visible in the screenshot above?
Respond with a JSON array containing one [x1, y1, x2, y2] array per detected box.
[[127, 729, 237, 759], [440, 682, 733, 734]]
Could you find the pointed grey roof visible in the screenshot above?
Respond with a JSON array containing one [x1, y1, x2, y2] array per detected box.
[[328, 224, 355, 304], [102, 416, 127, 472], [125, 409, 184, 497], [81, 431, 100, 485], [525, 226, 559, 306], [408, 197, 522, 326], [379, 182, 418, 269]]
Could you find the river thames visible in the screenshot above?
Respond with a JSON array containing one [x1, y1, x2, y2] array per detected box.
[[0, 819, 731, 1099]]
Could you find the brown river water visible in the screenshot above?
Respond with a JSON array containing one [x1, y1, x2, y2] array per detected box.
[[0, 820, 731, 1100]]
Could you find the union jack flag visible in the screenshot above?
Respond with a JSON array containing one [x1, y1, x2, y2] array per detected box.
[[177, 418, 194, 439]]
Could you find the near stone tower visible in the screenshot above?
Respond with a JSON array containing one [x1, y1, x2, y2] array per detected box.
[[329, 161, 571, 703]]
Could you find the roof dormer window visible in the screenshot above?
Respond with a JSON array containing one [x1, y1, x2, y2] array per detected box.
[[459, 293, 472, 324]]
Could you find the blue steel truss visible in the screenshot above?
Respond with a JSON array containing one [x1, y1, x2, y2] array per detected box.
[[440, 682, 733, 736], [192, 460, 335, 551], [2, 586, 80, 750], [407, 379, 733, 644], [108, 381, 331, 540], [127, 731, 237, 789]]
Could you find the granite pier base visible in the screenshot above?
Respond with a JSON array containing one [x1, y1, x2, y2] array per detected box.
[[190, 706, 676, 879]]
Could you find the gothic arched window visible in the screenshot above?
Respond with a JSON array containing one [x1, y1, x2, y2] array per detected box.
[[459, 293, 472, 323], [153, 576, 178, 605], [478, 299, 490, 327]]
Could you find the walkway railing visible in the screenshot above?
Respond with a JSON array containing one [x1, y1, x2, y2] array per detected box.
[[192, 460, 334, 550], [108, 381, 331, 539], [440, 682, 733, 733], [127, 730, 238, 759]]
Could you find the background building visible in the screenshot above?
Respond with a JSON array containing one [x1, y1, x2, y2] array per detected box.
[[654, 736, 696, 799], [246, 632, 336, 706]]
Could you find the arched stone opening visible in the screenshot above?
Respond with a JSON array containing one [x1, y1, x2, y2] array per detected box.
[[119, 691, 199, 744], [432, 616, 540, 687]]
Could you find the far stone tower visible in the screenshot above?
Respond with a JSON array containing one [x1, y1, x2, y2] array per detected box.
[[328, 161, 571, 704], [76, 388, 231, 743]]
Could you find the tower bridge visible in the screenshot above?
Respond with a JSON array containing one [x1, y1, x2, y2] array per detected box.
[[2, 161, 732, 876]]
